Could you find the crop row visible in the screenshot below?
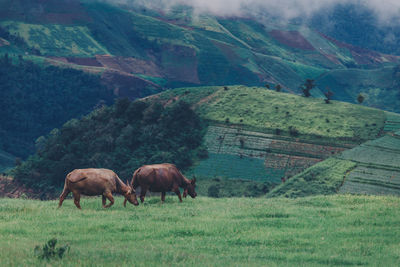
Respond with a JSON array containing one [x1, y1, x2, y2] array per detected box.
[[193, 153, 283, 183], [339, 181, 400, 196], [384, 112, 400, 132], [339, 145, 400, 168]]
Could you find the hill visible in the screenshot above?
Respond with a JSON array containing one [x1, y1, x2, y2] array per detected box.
[[11, 99, 205, 193], [0, 0, 399, 111], [0, 55, 114, 161], [269, 128, 400, 198], [12, 85, 398, 195], [1, 195, 399, 266]]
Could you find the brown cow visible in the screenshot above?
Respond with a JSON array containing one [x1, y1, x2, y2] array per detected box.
[[128, 163, 197, 204], [58, 168, 139, 209]]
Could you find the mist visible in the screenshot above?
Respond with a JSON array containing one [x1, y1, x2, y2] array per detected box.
[[103, 0, 400, 24]]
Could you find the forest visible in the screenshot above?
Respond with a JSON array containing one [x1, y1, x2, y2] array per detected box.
[[12, 99, 206, 194], [0, 55, 113, 158]]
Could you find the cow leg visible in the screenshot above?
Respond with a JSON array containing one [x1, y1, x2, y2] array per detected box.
[[58, 188, 70, 208], [140, 187, 148, 203], [104, 192, 114, 208], [173, 187, 182, 202], [73, 192, 81, 209], [161, 192, 166, 203], [102, 195, 107, 208]]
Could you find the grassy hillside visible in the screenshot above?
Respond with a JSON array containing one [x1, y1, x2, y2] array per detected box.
[[156, 85, 386, 141], [1, 196, 399, 266], [0, 0, 399, 112], [315, 66, 400, 112], [270, 132, 400, 198], [145, 85, 391, 188]]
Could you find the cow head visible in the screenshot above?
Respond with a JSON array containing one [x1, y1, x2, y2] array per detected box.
[[185, 177, 197, 198], [123, 180, 139, 206]]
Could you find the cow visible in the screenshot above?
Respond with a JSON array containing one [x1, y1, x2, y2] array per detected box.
[[128, 163, 197, 204], [58, 168, 139, 209]]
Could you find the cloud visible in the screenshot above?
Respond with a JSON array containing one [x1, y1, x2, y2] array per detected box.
[[104, 0, 400, 24]]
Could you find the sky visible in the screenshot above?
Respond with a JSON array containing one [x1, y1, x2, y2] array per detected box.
[[105, 0, 400, 24]]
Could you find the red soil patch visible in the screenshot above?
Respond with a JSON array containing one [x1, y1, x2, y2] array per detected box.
[[265, 153, 321, 177], [269, 30, 315, 50], [96, 55, 163, 77], [0, 38, 10, 47], [194, 90, 221, 109], [0, 0, 91, 24], [0, 176, 53, 199], [67, 57, 102, 67], [269, 140, 347, 159]]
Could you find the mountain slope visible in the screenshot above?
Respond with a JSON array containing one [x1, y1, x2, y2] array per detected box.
[[0, 0, 399, 111], [268, 129, 400, 198]]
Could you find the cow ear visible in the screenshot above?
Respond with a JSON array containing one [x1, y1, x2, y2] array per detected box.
[[126, 179, 130, 187], [191, 177, 196, 184]]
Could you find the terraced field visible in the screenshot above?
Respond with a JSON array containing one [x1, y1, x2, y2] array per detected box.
[[338, 132, 400, 196], [192, 125, 348, 183], [148, 85, 397, 185], [271, 131, 400, 197], [383, 112, 400, 132]]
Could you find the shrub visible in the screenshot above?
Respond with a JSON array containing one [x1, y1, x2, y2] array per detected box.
[[208, 185, 220, 198], [34, 238, 69, 261], [289, 126, 299, 137]]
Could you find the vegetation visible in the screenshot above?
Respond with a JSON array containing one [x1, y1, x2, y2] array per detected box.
[[195, 178, 272, 198], [0, 55, 113, 159], [160, 86, 386, 141], [357, 93, 365, 104], [12, 99, 206, 193], [301, 79, 315, 97], [267, 158, 356, 198], [1, 195, 400, 266], [34, 238, 69, 261]]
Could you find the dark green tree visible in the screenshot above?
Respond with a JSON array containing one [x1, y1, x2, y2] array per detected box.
[[301, 79, 315, 97]]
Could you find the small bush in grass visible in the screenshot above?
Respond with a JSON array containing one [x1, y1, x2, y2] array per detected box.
[[208, 185, 220, 198], [34, 238, 69, 261], [289, 126, 299, 137]]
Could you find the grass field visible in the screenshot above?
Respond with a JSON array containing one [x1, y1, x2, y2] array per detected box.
[[1, 196, 399, 266], [156, 85, 386, 141]]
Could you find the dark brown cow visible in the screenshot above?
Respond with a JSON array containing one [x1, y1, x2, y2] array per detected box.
[[58, 168, 139, 209], [128, 163, 197, 204]]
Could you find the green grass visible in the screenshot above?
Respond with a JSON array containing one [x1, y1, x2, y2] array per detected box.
[[1, 195, 400, 266], [157, 85, 386, 141], [1, 21, 109, 56], [268, 158, 357, 198]]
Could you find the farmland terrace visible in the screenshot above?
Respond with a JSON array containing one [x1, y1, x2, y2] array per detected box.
[[148, 85, 398, 185]]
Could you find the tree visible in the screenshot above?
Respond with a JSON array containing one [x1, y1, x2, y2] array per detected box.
[[357, 93, 365, 104], [301, 79, 315, 97], [275, 84, 282, 92], [324, 87, 334, 104]]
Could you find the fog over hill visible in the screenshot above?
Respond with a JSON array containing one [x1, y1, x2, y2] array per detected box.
[[103, 0, 400, 23], [102, 0, 400, 54]]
